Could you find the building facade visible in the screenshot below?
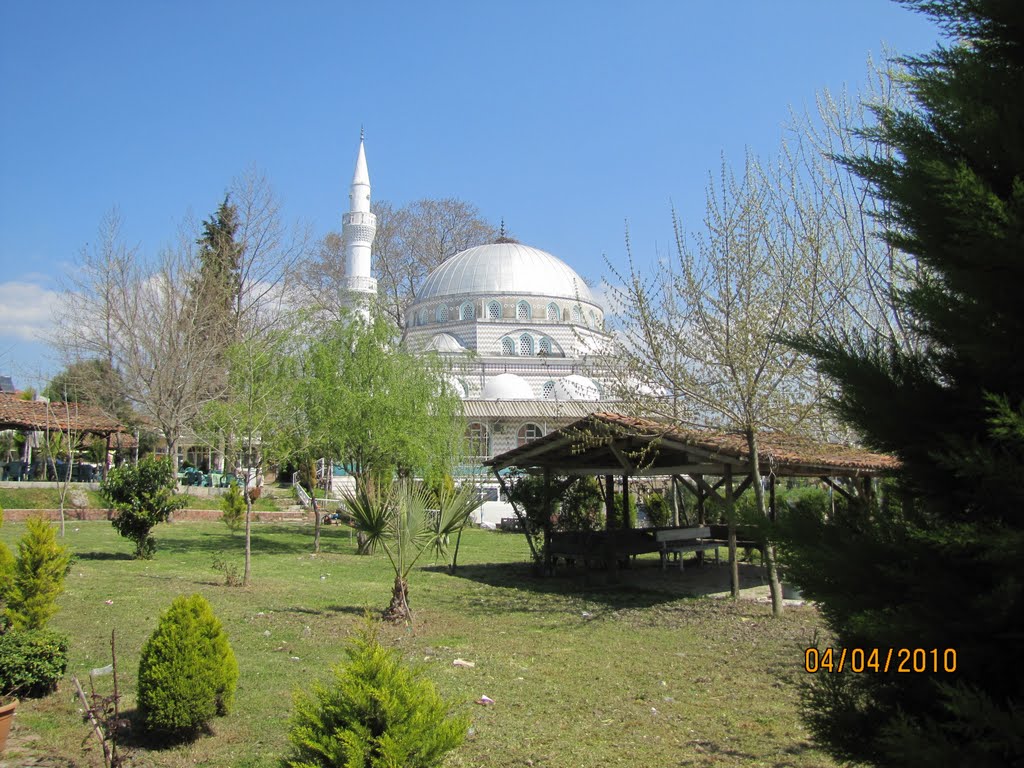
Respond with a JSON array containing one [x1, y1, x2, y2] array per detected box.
[[340, 138, 616, 471]]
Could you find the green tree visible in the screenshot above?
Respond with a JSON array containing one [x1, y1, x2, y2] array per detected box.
[[784, 2, 1024, 764], [43, 358, 133, 424], [203, 332, 290, 583], [280, 315, 464, 554], [2, 518, 71, 630], [286, 618, 467, 768], [100, 456, 185, 558]]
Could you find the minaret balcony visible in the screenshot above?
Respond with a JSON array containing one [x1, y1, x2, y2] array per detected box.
[[343, 211, 376, 227]]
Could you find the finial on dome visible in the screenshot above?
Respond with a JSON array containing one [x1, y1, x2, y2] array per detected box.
[[360, 124, 365, 141], [495, 218, 517, 244]]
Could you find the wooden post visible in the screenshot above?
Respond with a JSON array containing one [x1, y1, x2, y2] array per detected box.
[[696, 474, 706, 526], [604, 474, 618, 583], [725, 465, 739, 599], [542, 467, 553, 574], [622, 473, 630, 530]]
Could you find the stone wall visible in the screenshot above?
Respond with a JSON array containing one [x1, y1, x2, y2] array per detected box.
[[1, 508, 309, 523]]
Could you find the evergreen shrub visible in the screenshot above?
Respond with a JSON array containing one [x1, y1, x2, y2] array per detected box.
[[4, 517, 71, 630], [219, 482, 245, 532], [137, 594, 238, 737], [286, 620, 467, 768], [0, 629, 69, 697]]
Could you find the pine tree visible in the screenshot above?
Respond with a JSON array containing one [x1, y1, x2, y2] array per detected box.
[[784, 1, 1024, 764], [194, 195, 243, 344]]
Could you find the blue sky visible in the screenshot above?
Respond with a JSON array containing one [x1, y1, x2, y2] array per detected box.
[[0, 0, 942, 387]]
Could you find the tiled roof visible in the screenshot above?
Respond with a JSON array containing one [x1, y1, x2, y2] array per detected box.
[[486, 411, 900, 477], [0, 394, 126, 435]]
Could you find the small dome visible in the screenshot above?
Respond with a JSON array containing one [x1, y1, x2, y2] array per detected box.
[[414, 242, 596, 304], [425, 332, 466, 353], [445, 375, 467, 398], [481, 373, 534, 400], [550, 374, 600, 401]]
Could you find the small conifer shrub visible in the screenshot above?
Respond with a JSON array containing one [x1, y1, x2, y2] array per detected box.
[[286, 619, 468, 768], [219, 482, 245, 533], [4, 517, 72, 630], [137, 594, 238, 737]]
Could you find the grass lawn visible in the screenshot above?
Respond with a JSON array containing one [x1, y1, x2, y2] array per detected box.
[[0, 486, 282, 512], [0, 520, 834, 767]]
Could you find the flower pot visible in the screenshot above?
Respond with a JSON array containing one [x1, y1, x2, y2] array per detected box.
[[0, 699, 18, 753]]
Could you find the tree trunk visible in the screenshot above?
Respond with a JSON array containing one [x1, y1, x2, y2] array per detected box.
[[725, 465, 739, 599], [745, 428, 783, 617], [383, 574, 410, 623], [243, 496, 252, 586]]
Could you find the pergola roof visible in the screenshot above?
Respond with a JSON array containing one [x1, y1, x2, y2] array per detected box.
[[0, 394, 126, 437], [485, 412, 900, 478]]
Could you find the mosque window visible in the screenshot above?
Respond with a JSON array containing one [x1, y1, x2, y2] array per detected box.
[[487, 300, 502, 320], [538, 337, 552, 356], [543, 380, 556, 398], [572, 305, 583, 323], [589, 310, 597, 327], [519, 334, 533, 356], [501, 337, 515, 356], [460, 302, 475, 321], [517, 423, 543, 447], [546, 302, 559, 322], [436, 305, 449, 323], [466, 422, 490, 457], [419, 309, 428, 326], [516, 301, 531, 321]]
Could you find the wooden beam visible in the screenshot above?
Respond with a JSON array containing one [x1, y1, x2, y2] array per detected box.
[[607, 440, 636, 474], [819, 476, 855, 502]]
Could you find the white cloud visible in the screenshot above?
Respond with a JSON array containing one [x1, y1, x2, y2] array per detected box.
[[0, 281, 61, 341]]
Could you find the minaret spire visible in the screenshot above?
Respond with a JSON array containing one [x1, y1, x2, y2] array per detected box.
[[341, 131, 377, 316]]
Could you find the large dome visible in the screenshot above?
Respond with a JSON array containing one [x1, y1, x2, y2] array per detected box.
[[415, 242, 596, 304]]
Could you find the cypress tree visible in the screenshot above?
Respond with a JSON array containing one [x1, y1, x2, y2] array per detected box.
[[784, 1, 1024, 765]]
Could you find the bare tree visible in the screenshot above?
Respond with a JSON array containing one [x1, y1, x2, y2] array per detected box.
[[607, 155, 824, 616], [291, 198, 497, 328], [783, 52, 919, 350], [55, 174, 308, 470]]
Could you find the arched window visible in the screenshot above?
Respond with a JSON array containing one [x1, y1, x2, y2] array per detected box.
[[460, 302, 475, 321], [538, 337, 552, 356], [436, 304, 449, 323], [518, 334, 533, 356], [517, 423, 543, 447], [419, 309, 428, 326], [487, 300, 502, 320], [501, 337, 515, 356], [546, 302, 559, 322], [589, 310, 597, 327], [543, 380, 556, 399], [571, 305, 583, 323], [516, 301, 531, 320], [466, 423, 490, 457]]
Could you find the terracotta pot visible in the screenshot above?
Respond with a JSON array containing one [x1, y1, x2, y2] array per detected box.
[[0, 699, 18, 753]]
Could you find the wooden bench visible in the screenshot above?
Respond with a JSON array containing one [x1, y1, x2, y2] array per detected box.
[[548, 529, 659, 569], [655, 527, 722, 570]]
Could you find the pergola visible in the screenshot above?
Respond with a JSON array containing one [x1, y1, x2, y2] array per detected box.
[[0, 394, 129, 476], [485, 412, 900, 587]]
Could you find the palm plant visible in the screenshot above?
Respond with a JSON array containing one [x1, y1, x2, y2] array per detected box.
[[343, 481, 483, 623]]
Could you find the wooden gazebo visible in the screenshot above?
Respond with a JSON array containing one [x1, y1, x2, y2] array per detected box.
[[0, 394, 129, 477], [485, 412, 900, 586]]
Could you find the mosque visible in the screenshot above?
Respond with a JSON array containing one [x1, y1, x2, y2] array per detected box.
[[339, 137, 617, 470]]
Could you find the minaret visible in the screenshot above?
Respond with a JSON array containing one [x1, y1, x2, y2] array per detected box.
[[341, 130, 377, 315]]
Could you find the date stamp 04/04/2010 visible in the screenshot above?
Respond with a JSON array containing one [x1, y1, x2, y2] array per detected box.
[[804, 647, 957, 674]]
